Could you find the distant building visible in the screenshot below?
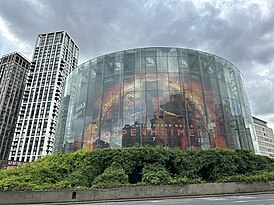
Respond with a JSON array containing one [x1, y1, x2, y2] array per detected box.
[[8, 31, 79, 164], [0, 52, 30, 168], [253, 116, 274, 158]]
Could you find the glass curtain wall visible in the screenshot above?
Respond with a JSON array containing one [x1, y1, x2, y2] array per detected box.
[[55, 47, 260, 154]]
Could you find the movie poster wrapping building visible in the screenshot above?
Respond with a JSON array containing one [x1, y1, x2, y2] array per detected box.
[[54, 47, 260, 154]]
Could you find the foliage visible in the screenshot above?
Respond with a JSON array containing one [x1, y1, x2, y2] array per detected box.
[[1, 147, 274, 191], [142, 164, 171, 185], [92, 163, 129, 188], [219, 171, 274, 183], [168, 176, 204, 185]]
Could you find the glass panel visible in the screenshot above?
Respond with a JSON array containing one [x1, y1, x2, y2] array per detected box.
[[74, 83, 87, 118], [95, 57, 104, 75], [70, 119, 84, 151], [189, 74, 202, 92], [178, 49, 189, 74], [215, 57, 225, 79], [168, 57, 179, 73], [156, 47, 169, 56], [200, 54, 215, 76], [134, 74, 142, 91], [124, 51, 135, 73], [167, 48, 178, 57], [146, 73, 157, 90], [157, 73, 169, 90], [135, 57, 141, 73], [104, 54, 115, 77], [218, 79, 229, 98], [99, 118, 111, 148], [86, 80, 95, 116], [188, 50, 200, 74], [203, 76, 219, 95], [168, 73, 181, 94], [157, 56, 168, 72], [145, 48, 156, 57], [92, 76, 102, 127], [146, 90, 158, 111], [123, 74, 135, 94], [145, 56, 156, 72]]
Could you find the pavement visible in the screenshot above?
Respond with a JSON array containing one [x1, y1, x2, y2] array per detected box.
[[30, 192, 274, 205]]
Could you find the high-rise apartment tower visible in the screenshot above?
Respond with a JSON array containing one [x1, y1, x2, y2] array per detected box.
[[253, 116, 274, 158], [0, 52, 30, 168], [8, 31, 79, 163]]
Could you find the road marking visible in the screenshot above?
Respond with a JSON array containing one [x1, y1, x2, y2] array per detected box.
[[202, 197, 228, 200], [233, 201, 247, 203], [201, 195, 257, 201], [230, 196, 256, 199]]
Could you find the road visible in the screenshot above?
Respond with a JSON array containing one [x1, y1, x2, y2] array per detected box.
[[79, 193, 274, 205]]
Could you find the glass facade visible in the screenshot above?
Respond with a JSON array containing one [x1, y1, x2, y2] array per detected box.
[[55, 47, 260, 154]]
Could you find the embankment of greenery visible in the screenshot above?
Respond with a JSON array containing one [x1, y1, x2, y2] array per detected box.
[[1, 147, 274, 191]]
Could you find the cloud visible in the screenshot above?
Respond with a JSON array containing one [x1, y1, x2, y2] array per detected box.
[[0, 0, 273, 128], [0, 16, 31, 57]]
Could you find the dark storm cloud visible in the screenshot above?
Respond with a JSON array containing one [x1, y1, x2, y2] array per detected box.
[[0, 0, 273, 126]]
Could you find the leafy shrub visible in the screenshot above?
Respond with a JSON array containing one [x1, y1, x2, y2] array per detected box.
[[220, 171, 274, 183], [168, 176, 204, 185], [1, 147, 274, 191], [64, 170, 89, 188], [92, 164, 129, 188], [142, 164, 171, 185]]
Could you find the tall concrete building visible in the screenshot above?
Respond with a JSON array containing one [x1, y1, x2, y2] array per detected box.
[[253, 116, 274, 158], [0, 52, 30, 168], [8, 31, 79, 164]]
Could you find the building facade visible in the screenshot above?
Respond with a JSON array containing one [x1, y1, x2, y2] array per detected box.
[[253, 116, 274, 158], [55, 47, 260, 154], [0, 52, 30, 168], [8, 31, 79, 163]]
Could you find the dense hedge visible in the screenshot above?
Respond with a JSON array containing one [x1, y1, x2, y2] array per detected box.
[[1, 147, 274, 191]]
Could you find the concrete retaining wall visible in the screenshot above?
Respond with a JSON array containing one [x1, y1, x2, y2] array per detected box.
[[1, 181, 274, 204]]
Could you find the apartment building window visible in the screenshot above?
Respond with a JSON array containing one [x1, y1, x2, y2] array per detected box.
[[27, 138, 34, 155], [39, 36, 45, 46], [48, 88, 53, 100], [45, 103, 51, 117], [42, 120, 48, 135], [46, 35, 54, 45]]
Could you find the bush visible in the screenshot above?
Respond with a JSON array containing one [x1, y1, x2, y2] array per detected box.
[[220, 171, 274, 183], [92, 164, 129, 188], [1, 147, 274, 191], [168, 176, 204, 185], [142, 164, 171, 185]]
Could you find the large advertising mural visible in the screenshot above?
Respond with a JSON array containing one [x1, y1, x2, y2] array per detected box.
[[82, 73, 227, 150], [57, 48, 259, 154]]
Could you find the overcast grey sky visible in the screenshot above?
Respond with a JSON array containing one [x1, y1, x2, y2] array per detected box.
[[0, 0, 273, 129]]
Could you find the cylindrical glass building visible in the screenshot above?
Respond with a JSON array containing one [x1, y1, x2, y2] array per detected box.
[[55, 47, 260, 154]]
